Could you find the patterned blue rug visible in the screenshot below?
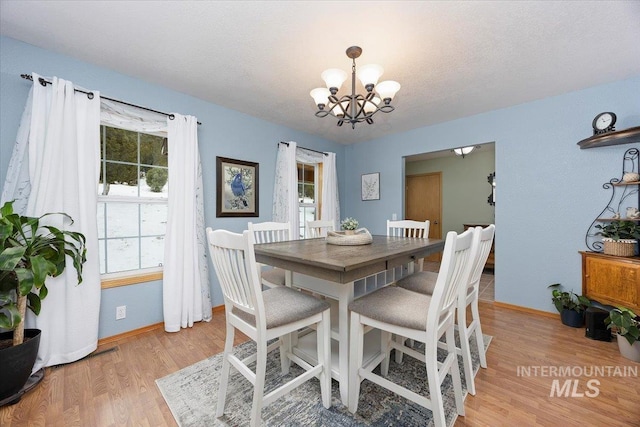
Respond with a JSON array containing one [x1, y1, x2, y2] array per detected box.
[[156, 333, 491, 426]]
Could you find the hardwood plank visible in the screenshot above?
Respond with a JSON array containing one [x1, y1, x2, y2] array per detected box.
[[1, 302, 638, 426]]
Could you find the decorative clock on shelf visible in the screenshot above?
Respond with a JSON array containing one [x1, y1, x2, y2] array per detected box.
[[592, 112, 617, 135]]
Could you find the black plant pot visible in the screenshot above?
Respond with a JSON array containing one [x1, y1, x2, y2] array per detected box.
[[561, 309, 585, 328], [0, 329, 42, 405]]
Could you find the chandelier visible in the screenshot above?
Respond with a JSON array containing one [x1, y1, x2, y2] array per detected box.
[[310, 46, 401, 129]]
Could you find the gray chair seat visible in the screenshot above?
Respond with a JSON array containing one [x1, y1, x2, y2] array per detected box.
[[396, 271, 438, 294], [261, 267, 286, 287], [234, 286, 330, 329], [348, 286, 433, 330]]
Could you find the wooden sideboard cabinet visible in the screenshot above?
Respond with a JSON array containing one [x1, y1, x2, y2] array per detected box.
[[580, 251, 640, 313]]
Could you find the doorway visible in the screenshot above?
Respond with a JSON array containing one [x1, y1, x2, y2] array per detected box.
[[406, 172, 442, 262]]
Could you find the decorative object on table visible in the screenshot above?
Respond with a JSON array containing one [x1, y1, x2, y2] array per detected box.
[[309, 46, 400, 129], [584, 148, 639, 253], [156, 332, 492, 426], [216, 156, 259, 217], [326, 228, 373, 246], [592, 111, 617, 135], [0, 201, 87, 406], [604, 306, 640, 362], [548, 283, 591, 328], [622, 172, 640, 182], [340, 217, 359, 233], [361, 172, 380, 201], [594, 220, 640, 257]]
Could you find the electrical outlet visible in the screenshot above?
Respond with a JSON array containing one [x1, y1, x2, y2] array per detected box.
[[392, 213, 397, 220], [116, 305, 126, 320]]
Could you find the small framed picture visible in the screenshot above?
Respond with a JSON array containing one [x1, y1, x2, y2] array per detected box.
[[216, 156, 259, 217], [361, 172, 380, 201]]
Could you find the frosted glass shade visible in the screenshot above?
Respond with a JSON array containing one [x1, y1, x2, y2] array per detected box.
[[454, 146, 475, 156], [363, 97, 381, 114], [310, 88, 330, 106], [330, 100, 350, 117], [358, 64, 384, 87], [376, 80, 401, 101], [321, 68, 348, 91]]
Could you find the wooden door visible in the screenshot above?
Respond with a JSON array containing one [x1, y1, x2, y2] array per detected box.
[[406, 172, 442, 262]]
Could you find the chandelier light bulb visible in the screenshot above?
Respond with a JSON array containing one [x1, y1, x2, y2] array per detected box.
[[310, 88, 330, 107], [376, 80, 401, 102], [357, 64, 384, 90], [321, 68, 348, 92]]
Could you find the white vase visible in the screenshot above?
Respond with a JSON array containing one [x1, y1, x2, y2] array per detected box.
[[616, 334, 640, 363]]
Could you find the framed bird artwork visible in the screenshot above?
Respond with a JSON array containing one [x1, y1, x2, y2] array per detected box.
[[216, 156, 259, 217]]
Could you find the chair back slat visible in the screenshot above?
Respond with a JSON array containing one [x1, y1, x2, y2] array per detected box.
[[207, 228, 264, 318], [467, 225, 495, 290], [248, 221, 291, 244], [428, 228, 479, 329], [307, 220, 335, 238], [386, 219, 430, 238]]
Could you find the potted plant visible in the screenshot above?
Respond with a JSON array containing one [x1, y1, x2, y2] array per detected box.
[[605, 307, 640, 363], [340, 217, 359, 235], [0, 201, 86, 405], [548, 283, 591, 327], [595, 220, 640, 257]]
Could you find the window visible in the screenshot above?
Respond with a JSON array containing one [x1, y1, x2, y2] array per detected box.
[[97, 125, 168, 276], [298, 162, 318, 238]]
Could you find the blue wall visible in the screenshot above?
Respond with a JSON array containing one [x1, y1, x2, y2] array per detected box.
[[2, 35, 640, 337], [344, 76, 640, 312], [0, 36, 345, 338]]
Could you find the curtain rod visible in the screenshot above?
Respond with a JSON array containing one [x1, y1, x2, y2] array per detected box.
[[279, 141, 328, 156], [20, 74, 202, 125]]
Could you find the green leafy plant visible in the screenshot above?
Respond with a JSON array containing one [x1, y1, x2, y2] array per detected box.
[[595, 220, 640, 241], [340, 217, 359, 230], [145, 167, 168, 192], [0, 201, 86, 347], [548, 283, 591, 313], [605, 307, 640, 345]]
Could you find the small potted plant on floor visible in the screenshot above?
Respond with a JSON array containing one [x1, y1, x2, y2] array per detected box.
[[595, 220, 640, 257], [605, 306, 640, 363], [548, 283, 591, 327], [0, 201, 86, 405]]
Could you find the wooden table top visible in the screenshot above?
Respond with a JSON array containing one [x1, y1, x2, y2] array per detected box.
[[254, 235, 444, 284]]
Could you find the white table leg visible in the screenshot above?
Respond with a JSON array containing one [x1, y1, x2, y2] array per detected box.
[[337, 283, 354, 406]]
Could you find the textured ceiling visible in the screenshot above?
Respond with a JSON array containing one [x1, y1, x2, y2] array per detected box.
[[1, 1, 640, 145]]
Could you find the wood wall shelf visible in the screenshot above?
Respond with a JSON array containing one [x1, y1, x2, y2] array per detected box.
[[577, 126, 640, 149]]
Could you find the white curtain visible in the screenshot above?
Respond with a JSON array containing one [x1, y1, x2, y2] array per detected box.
[[100, 101, 211, 331], [272, 141, 340, 232], [1, 73, 102, 371], [273, 141, 300, 234], [321, 152, 340, 231], [163, 114, 211, 332]]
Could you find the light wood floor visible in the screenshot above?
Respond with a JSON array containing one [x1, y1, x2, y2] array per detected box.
[[1, 302, 639, 426]]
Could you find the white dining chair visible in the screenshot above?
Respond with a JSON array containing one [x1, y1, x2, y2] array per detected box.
[[306, 219, 335, 238], [206, 228, 331, 427], [395, 224, 495, 395], [348, 228, 479, 427], [248, 221, 291, 288], [387, 219, 430, 273]]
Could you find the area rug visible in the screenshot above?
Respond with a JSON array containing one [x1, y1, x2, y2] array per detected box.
[[157, 333, 492, 427]]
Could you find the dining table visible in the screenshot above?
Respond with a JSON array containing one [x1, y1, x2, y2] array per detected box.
[[253, 234, 445, 407]]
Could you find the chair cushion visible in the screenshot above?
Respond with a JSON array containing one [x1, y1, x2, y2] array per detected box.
[[348, 286, 432, 330], [396, 271, 438, 295], [233, 286, 330, 329], [261, 267, 286, 287]]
